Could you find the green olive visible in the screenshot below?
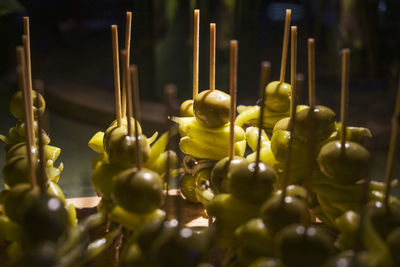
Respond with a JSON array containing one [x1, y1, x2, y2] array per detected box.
[[193, 89, 230, 128], [9, 90, 45, 120], [3, 148, 39, 187], [107, 134, 151, 169], [103, 117, 142, 154], [180, 99, 195, 117], [387, 227, 400, 266], [249, 257, 282, 267], [293, 105, 336, 143], [367, 201, 400, 240], [113, 168, 164, 214], [277, 224, 334, 267], [275, 185, 309, 202], [260, 196, 309, 235], [4, 183, 39, 223], [318, 141, 370, 184], [264, 81, 291, 112], [7, 121, 50, 149], [235, 218, 273, 254], [229, 161, 276, 204], [210, 156, 246, 194], [152, 220, 211, 267], [22, 194, 69, 243], [323, 250, 364, 267]]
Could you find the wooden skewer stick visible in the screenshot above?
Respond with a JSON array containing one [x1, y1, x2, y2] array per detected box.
[[112, 25, 122, 127], [255, 62, 271, 173], [340, 49, 350, 155], [16, 47, 36, 188], [279, 9, 291, 83], [36, 90, 47, 193], [307, 39, 316, 108], [122, 50, 132, 137], [295, 73, 305, 102], [22, 35, 35, 142], [23, 17, 33, 92], [122, 11, 132, 117], [193, 9, 200, 98], [229, 40, 238, 160], [209, 23, 216, 91], [281, 26, 298, 201], [131, 65, 142, 170], [259, 61, 270, 98], [383, 76, 400, 207]]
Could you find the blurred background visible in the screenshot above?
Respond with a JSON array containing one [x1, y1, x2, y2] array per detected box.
[[0, 0, 399, 197]]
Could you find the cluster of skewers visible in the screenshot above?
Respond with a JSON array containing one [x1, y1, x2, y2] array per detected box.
[[0, 8, 399, 267]]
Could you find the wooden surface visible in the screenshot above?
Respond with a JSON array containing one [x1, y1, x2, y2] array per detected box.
[[66, 189, 209, 227]]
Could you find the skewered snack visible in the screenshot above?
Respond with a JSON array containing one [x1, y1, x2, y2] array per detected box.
[[235, 10, 292, 132]]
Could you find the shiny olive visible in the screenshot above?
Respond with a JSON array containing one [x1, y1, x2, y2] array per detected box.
[[264, 81, 291, 112], [387, 227, 400, 266], [249, 257, 282, 267], [113, 168, 164, 214], [107, 134, 151, 169], [210, 156, 246, 194], [152, 219, 211, 267], [229, 161, 276, 204], [3, 147, 39, 187], [235, 218, 273, 254], [180, 99, 195, 117], [9, 90, 45, 120], [278, 224, 334, 267], [367, 201, 400, 240], [260, 196, 309, 235], [22, 194, 69, 243], [323, 251, 364, 267], [293, 105, 336, 143], [276, 185, 309, 202], [193, 89, 230, 128], [318, 141, 370, 184], [7, 121, 50, 149], [4, 183, 40, 223], [103, 117, 142, 154]]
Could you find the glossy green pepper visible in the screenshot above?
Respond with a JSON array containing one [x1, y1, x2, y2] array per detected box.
[[9, 89, 45, 120], [264, 81, 291, 112], [180, 99, 195, 117]]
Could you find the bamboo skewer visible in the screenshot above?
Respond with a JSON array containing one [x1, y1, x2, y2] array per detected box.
[[229, 40, 238, 160], [259, 61, 270, 98], [340, 49, 350, 155], [22, 35, 35, 142], [281, 26, 298, 201], [131, 65, 142, 170], [308, 39, 316, 108], [36, 92, 47, 193], [122, 12, 132, 118], [255, 62, 271, 173], [23, 17, 33, 92], [383, 77, 400, 207], [122, 50, 132, 138], [16, 47, 36, 188], [112, 25, 122, 127], [209, 23, 216, 91], [193, 9, 200, 98], [279, 9, 291, 83]]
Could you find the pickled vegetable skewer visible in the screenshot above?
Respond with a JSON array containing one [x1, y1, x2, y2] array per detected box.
[[16, 47, 36, 187], [255, 62, 270, 172], [229, 40, 238, 160], [121, 11, 132, 118], [112, 25, 122, 127], [209, 23, 216, 92], [383, 76, 400, 207], [280, 26, 297, 201], [279, 9, 291, 83]]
